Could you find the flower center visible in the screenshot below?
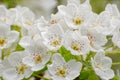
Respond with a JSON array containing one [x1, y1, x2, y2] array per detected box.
[[94, 63, 101, 69], [16, 64, 28, 75], [88, 34, 94, 47], [73, 17, 83, 25], [51, 38, 61, 47], [34, 54, 42, 64], [0, 38, 6, 47], [25, 20, 33, 26], [50, 20, 57, 24], [71, 43, 81, 51], [56, 68, 68, 77]]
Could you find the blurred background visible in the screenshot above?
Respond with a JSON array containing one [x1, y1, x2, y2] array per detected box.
[[0, 0, 120, 19], [0, 0, 120, 78]]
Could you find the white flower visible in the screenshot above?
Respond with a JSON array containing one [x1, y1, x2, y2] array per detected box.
[[19, 34, 51, 71], [0, 5, 16, 25], [105, 4, 120, 17], [112, 19, 120, 48], [13, 6, 35, 27], [63, 30, 90, 55], [49, 13, 69, 31], [80, 27, 107, 51], [19, 34, 42, 48], [21, 7, 35, 28], [0, 23, 19, 49], [91, 50, 114, 80], [22, 38, 51, 71], [19, 7, 37, 36], [36, 16, 49, 32], [3, 52, 33, 80], [0, 59, 12, 77], [46, 53, 82, 80], [58, 0, 93, 29], [41, 24, 64, 50], [91, 4, 120, 35], [10, 6, 38, 37]]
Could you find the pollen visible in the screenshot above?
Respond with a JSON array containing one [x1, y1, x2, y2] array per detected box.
[[88, 34, 94, 47], [0, 38, 6, 47], [51, 38, 61, 47], [56, 68, 68, 77], [16, 64, 28, 74], [50, 19, 57, 24], [34, 54, 42, 64], [73, 17, 83, 25], [71, 43, 81, 51], [94, 64, 101, 69], [26, 20, 33, 26]]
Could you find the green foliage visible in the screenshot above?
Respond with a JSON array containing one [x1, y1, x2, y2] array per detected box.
[[0, 77, 3, 80], [11, 25, 24, 51], [79, 69, 99, 80], [11, 25, 21, 32], [0, 0, 22, 8], [11, 24, 22, 38], [15, 44, 24, 51], [90, 0, 111, 14], [113, 76, 120, 80], [58, 46, 100, 80], [57, 46, 76, 62]]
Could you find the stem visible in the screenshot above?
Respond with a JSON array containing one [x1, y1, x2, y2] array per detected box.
[[105, 50, 120, 55], [33, 74, 51, 80], [104, 44, 113, 50], [1, 50, 4, 60], [75, 55, 83, 61], [112, 62, 120, 66]]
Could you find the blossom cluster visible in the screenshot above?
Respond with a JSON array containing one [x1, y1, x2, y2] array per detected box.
[[0, 0, 119, 80]]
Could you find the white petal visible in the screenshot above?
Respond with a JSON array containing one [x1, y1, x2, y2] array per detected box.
[[22, 56, 35, 67], [19, 36, 31, 48], [48, 53, 65, 75], [95, 69, 114, 80], [31, 64, 45, 71], [0, 24, 10, 37], [7, 31, 19, 43], [101, 57, 112, 69], [3, 68, 17, 80], [52, 53, 65, 65], [94, 51, 105, 64], [66, 60, 82, 79], [42, 54, 51, 64], [24, 68, 33, 78], [9, 51, 26, 66]]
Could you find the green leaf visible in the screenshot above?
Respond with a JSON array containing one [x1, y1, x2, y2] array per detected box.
[[15, 44, 24, 51], [22, 78, 28, 80], [79, 69, 99, 80], [4, 0, 22, 8], [11, 25, 22, 38], [79, 70, 90, 80], [57, 46, 76, 62], [11, 25, 21, 32], [0, 77, 4, 80], [86, 51, 96, 61], [90, 0, 110, 14], [112, 75, 120, 80]]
